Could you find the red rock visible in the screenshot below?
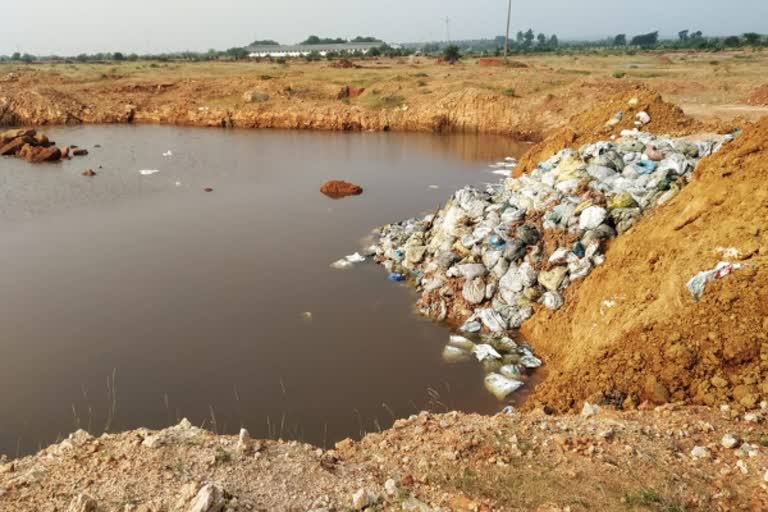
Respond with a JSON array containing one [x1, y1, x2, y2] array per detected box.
[[21, 145, 62, 163], [0, 128, 36, 143], [320, 180, 363, 199], [0, 137, 34, 156]]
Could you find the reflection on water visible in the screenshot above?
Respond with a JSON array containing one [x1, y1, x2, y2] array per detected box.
[[0, 126, 529, 456]]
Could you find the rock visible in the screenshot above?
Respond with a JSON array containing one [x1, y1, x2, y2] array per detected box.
[[67, 493, 97, 512], [542, 291, 563, 311], [721, 434, 740, 449], [20, 145, 62, 163], [142, 418, 203, 448], [320, 180, 363, 199], [236, 428, 252, 454], [188, 483, 227, 512], [538, 266, 567, 292], [405, 245, 427, 264], [351, 488, 377, 510], [463, 277, 486, 305], [581, 402, 601, 418], [478, 309, 507, 332], [690, 446, 710, 460], [82, 169, 97, 177], [242, 90, 270, 103], [1, 128, 36, 142], [0, 136, 33, 156], [384, 478, 399, 497], [72, 148, 88, 156], [579, 206, 607, 230], [400, 497, 433, 511], [645, 145, 665, 161]]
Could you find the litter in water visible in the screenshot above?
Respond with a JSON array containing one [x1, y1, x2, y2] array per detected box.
[[139, 169, 160, 176]]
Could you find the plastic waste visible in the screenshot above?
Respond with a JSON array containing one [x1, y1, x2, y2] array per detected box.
[[579, 206, 607, 230], [330, 259, 353, 270], [473, 344, 502, 362], [139, 169, 160, 176], [460, 320, 482, 333], [345, 253, 366, 263], [633, 160, 658, 174], [687, 261, 744, 300], [388, 272, 406, 282], [484, 373, 525, 400], [442, 345, 472, 364], [162, 150, 173, 157]]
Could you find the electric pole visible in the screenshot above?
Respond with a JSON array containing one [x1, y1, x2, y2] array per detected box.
[[504, 0, 511, 60], [445, 17, 451, 43]]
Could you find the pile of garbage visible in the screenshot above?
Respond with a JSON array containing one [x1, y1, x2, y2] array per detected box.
[[368, 129, 733, 400]]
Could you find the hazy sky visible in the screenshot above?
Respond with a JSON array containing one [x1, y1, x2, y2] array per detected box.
[[3, 0, 767, 55]]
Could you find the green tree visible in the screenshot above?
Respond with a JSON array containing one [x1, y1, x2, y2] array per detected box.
[[11, 52, 21, 60], [537, 33, 547, 45], [249, 40, 279, 46], [614, 34, 627, 46], [113, 52, 125, 61], [723, 36, 741, 47], [443, 45, 461, 63], [549, 34, 559, 47], [21, 53, 36, 63], [678, 30, 689, 41], [516, 31, 524, 44], [630, 31, 659, 47], [225, 47, 249, 60], [351, 36, 380, 43], [368, 47, 381, 57], [524, 29, 535, 47], [743, 33, 762, 45]]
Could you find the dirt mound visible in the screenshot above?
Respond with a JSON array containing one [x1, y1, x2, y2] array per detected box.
[[524, 116, 768, 412], [331, 59, 358, 69], [320, 180, 363, 199], [746, 83, 768, 106], [477, 58, 528, 68], [515, 85, 709, 175]]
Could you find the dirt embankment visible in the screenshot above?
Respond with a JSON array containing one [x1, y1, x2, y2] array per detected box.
[[2, 406, 767, 511], [524, 113, 768, 413]]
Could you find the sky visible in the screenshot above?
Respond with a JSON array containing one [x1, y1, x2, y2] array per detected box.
[[3, 0, 767, 55]]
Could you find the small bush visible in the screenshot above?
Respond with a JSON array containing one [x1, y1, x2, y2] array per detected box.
[[502, 88, 517, 97], [612, 71, 627, 79]]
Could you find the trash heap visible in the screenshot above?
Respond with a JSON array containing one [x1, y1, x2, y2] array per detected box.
[[370, 129, 734, 401]]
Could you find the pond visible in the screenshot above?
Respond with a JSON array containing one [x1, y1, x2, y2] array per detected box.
[[0, 125, 529, 456]]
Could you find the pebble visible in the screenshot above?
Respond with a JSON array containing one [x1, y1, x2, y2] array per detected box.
[[581, 402, 601, 418], [690, 446, 711, 460], [721, 434, 740, 449], [351, 488, 377, 510], [384, 478, 399, 497]]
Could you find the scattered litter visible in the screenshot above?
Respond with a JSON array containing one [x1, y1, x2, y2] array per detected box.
[[330, 259, 353, 270], [428, 185, 440, 190], [686, 261, 745, 300], [484, 373, 524, 400], [139, 169, 160, 176], [491, 169, 513, 177], [345, 253, 367, 263], [473, 344, 502, 362], [442, 345, 472, 363], [388, 272, 406, 282], [635, 111, 651, 126], [715, 247, 741, 259], [162, 150, 173, 157], [301, 312, 313, 321], [175, 181, 182, 187]]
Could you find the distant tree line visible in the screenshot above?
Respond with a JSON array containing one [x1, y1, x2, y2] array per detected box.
[[3, 30, 766, 64]]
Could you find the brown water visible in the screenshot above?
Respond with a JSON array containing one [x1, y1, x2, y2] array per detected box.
[[0, 125, 528, 456]]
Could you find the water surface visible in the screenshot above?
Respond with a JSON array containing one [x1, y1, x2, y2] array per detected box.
[[0, 126, 528, 456]]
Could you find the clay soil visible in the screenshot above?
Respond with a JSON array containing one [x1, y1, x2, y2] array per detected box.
[[2, 50, 768, 138]]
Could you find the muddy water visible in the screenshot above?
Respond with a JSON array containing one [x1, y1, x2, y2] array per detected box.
[[0, 126, 528, 456]]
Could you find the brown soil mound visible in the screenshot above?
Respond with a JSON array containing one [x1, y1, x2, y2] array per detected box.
[[746, 83, 768, 106], [477, 58, 528, 68], [515, 85, 710, 175], [320, 180, 363, 199], [524, 117, 768, 413]]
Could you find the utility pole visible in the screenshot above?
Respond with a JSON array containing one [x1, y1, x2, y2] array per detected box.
[[504, 0, 512, 60], [445, 17, 451, 43]]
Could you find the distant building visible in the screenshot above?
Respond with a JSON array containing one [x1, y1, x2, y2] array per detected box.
[[247, 42, 391, 58]]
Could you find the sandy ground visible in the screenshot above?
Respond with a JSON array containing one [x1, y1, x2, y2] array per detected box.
[[1, 51, 768, 137], [1, 404, 767, 511]]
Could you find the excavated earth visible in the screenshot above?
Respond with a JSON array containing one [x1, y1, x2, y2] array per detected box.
[[1, 60, 768, 510]]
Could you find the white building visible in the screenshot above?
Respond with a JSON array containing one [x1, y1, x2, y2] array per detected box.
[[248, 42, 389, 58]]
